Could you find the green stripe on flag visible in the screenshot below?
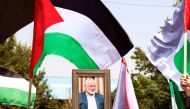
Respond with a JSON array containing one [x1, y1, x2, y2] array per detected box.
[[0, 87, 36, 108], [169, 80, 175, 97], [34, 32, 99, 74], [169, 80, 185, 109], [174, 40, 190, 75]]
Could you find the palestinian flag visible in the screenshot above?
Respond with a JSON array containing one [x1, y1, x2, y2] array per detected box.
[[30, 0, 133, 77], [144, 0, 190, 88], [0, 66, 36, 108], [144, 1, 187, 108]]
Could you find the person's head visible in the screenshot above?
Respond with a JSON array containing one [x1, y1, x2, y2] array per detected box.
[[85, 78, 96, 96]]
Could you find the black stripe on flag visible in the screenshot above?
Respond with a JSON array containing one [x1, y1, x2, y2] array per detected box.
[[51, 0, 133, 56], [0, 0, 34, 43], [0, 66, 22, 78], [0, 0, 133, 55]]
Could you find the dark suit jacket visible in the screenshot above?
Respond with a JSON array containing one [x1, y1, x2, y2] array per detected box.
[[79, 92, 104, 109]]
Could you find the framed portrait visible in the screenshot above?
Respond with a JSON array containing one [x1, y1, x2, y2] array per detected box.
[[72, 69, 111, 109]]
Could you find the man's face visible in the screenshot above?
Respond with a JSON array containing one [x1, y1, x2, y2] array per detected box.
[[86, 80, 96, 95]]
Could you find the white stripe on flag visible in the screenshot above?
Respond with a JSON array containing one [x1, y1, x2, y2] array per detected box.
[[45, 7, 121, 68], [0, 76, 36, 93], [144, 1, 184, 89]]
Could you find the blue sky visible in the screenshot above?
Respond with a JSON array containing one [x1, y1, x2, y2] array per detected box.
[[16, 0, 176, 99]]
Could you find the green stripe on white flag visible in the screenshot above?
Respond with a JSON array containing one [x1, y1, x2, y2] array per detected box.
[[0, 75, 36, 108], [35, 7, 122, 75], [34, 32, 99, 73], [144, 1, 186, 109], [174, 36, 190, 74], [169, 79, 185, 109], [144, 0, 184, 89], [31, 0, 133, 77]]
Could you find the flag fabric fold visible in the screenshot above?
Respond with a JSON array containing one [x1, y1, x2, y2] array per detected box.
[[112, 57, 139, 109], [144, 0, 184, 88], [144, 1, 187, 108], [30, 0, 133, 76], [30, 0, 63, 77], [0, 66, 36, 108]]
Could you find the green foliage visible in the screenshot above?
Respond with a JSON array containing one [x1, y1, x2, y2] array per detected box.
[[33, 71, 64, 109], [111, 89, 116, 106], [0, 36, 64, 109], [173, 0, 181, 7], [131, 47, 157, 74], [0, 36, 16, 68], [131, 47, 171, 109]]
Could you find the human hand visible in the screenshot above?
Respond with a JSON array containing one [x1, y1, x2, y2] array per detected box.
[[180, 75, 190, 91], [180, 75, 190, 96], [187, 76, 190, 86]]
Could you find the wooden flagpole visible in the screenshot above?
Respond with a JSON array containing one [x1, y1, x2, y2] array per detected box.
[[184, 32, 188, 76], [27, 78, 33, 109]]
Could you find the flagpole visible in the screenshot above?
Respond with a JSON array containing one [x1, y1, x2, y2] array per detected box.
[[27, 78, 33, 109], [184, 32, 187, 76]]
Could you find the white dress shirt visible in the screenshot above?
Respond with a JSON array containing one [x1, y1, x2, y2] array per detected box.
[[86, 92, 97, 109]]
